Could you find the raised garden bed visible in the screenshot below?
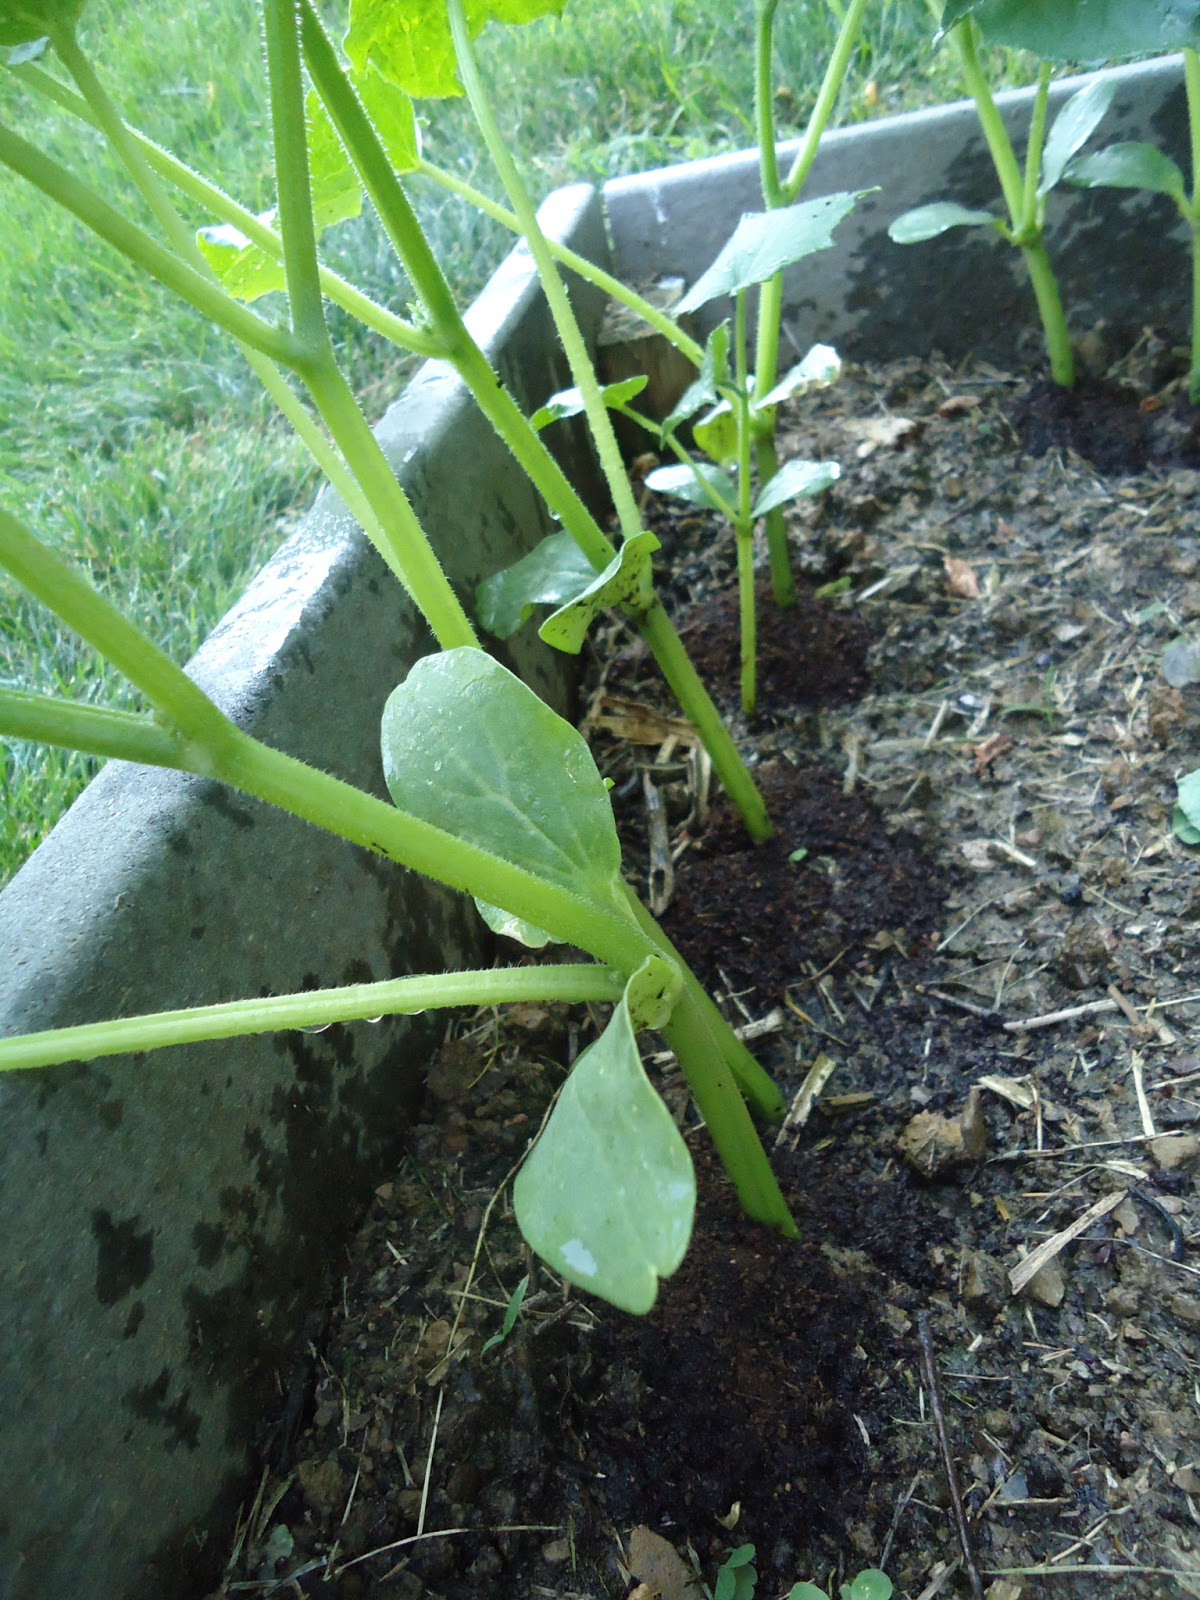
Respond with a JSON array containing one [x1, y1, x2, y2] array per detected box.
[[1, 53, 1197, 1600]]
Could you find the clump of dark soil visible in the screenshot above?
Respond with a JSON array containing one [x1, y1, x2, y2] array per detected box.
[[1011, 376, 1200, 474], [218, 354, 1200, 1600]]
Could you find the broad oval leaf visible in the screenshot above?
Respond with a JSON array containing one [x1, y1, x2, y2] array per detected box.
[[662, 322, 731, 436], [539, 530, 660, 653], [530, 375, 648, 431], [752, 458, 840, 519], [758, 343, 842, 409], [940, 0, 1200, 59], [1067, 142, 1187, 204], [513, 958, 694, 1314], [380, 648, 625, 917], [346, 0, 565, 99], [848, 1574, 894, 1600], [693, 401, 738, 468], [1039, 78, 1116, 195], [677, 191, 864, 315], [0, 0, 82, 46], [644, 461, 736, 511], [475, 530, 597, 639], [889, 201, 999, 243]]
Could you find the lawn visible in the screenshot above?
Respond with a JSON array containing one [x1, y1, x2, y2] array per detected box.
[[0, 0, 1024, 885]]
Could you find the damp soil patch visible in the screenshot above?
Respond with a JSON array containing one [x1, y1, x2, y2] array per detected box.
[[220, 353, 1200, 1600]]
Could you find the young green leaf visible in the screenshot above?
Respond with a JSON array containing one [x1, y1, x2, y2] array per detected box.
[[757, 343, 842, 409], [530, 375, 648, 431], [693, 401, 738, 468], [196, 214, 288, 303], [1173, 803, 1200, 846], [481, 1273, 529, 1353], [1066, 142, 1188, 205], [475, 531, 598, 639], [512, 956, 694, 1314], [353, 60, 423, 171], [751, 458, 840, 519], [889, 201, 1000, 244], [474, 899, 555, 949], [644, 461, 736, 511], [662, 322, 731, 436], [380, 648, 628, 921], [677, 192, 864, 315], [940, 0, 1200, 59], [714, 1544, 758, 1600], [346, 0, 565, 100], [788, 1587, 830, 1600], [844, 1572, 893, 1600], [539, 530, 660, 653], [1176, 769, 1200, 844], [306, 89, 367, 233], [0, 0, 83, 47], [195, 74, 420, 304], [1039, 78, 1116, 195]]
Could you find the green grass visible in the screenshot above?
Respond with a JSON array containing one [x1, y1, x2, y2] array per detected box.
[[0, 0, 1029, 886]]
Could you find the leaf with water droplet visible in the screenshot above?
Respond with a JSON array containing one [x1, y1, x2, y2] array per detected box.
[[513, 956, 692, 1313]]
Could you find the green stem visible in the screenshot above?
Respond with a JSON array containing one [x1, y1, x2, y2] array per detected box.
[[661, 994, 795, 1231], [1021, 240, 1074, 386], [685, 979, 787, 1123], [636, 604, 772, 841], [755, 0, 782, 208], [952, 18, 1026, 225], [1185, 49, 1200, 400], [782, 0, 872, 203], [210, 728, 653, 969], [1021, 64, 1052, 230], [620, 895, 794, 1229], [260, 0, 478, 646], [0, 689, 187, 768], [751, 0, 870, 610], [302, 0, 769, 839], [0, 965, 626, 1074], [757, 433, 793, 606], [446, 0, 643, 549], [41, 24, 416, 593], [262, 0, 332, 360], [14, 60, 441, 358], [300, 7, 622, 574], [417, 160, 705, 366], [733, 290, 758, 717], [949, 18, 1074, 387], [735, 529, 757, 718], [0, 120, 302, 368], [0, 508, 235, 762], [301, 357, 481, 646]]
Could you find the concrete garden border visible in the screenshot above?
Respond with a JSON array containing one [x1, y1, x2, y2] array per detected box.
[[0, 54, 1187, 1600]]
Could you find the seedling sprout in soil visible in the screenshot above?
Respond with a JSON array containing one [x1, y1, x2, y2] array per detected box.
[[891, 1, 1200, 388], [1065, 47, 1200, 402], [0, 0, 807, 1314]]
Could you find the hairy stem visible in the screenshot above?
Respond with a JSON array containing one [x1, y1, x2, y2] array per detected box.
[[0, 965, 627, 1074], [0, 690, 188, 768]]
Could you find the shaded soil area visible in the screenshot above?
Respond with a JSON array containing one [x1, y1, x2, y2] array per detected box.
[[219, 355, 1200, 1600]]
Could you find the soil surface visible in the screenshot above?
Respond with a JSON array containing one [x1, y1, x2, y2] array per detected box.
[[218, 353, 1200, 1600]]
